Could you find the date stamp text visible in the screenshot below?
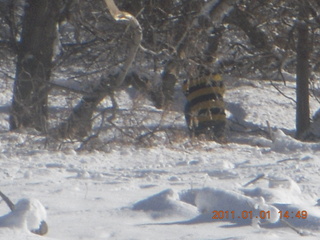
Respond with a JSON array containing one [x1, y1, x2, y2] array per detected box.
[[211, 210, 308, 220]]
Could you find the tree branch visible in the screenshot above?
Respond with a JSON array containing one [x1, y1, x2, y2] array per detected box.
[[0, 191, 15, 211], [57, 0, 143, 139], [104, 0, 142, 87]]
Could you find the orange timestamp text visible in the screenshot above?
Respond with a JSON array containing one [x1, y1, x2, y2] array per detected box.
[[212, 210, 308, 220]]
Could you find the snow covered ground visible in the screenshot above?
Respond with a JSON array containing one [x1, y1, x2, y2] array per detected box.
[[1, 78, 320, 239]]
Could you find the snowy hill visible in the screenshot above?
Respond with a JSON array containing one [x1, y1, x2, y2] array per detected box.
[[0, 79, 320, 239]]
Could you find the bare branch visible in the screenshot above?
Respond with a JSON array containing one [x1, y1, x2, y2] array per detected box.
[[49, 81, 92, 95], [104, 0, 142, 87], [270, 81, 297, 103], [280, 219, 313, 236], [57, 0, 143, 139], [243, 173, 265, 187], [0, 191, 15, 211], [104, 0, 122, 19]]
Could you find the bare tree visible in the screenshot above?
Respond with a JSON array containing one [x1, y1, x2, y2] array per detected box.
[[3, 0, 320, 145], [296, 2, 311, 139], [57, 0, 142, 139], [9, 0, 67, 132]]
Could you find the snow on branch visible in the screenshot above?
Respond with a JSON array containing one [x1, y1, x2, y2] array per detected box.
[[104, 0, 142, 87], [200, 0, 240, 25], [55, 0, 143, 139], [104, 0, 122, 20], [176, 0, 239, 58]]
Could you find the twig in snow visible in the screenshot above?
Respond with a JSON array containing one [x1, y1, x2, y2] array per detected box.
[[266, 120, 273, 141], [243, 173, 265, 187], [281, 219, 313, 236], [0, 191, 15, 211], [277, 157, 300, 163]]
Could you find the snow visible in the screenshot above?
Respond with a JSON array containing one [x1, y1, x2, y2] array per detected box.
[[0, 79, 320, 239], [0, 198, 46, 230]]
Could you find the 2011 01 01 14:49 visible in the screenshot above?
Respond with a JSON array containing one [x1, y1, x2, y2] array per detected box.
[[211, 210, 308, 220]]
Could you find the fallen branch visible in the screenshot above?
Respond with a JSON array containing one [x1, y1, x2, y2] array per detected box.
[[243, 173, 265, 187], [277, 157, 300, 163], [0, 191, 14, 211], [281, 219, 314, 236]]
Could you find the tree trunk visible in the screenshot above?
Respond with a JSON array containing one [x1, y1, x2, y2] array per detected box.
[[58, 0, 142, 139], [296, 20, 310, 139], [9, 0, 61, 132]]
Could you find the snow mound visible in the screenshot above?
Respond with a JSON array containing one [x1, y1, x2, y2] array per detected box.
[[0, 228, 55, 240], [253, 197, 280, 224], [136, 187, 320, 234], [271, 129, 320, 152], [195, 187, 254, 214], [242, 175, 303, 204], [194, 187, 320, 230], [132, 189, 198, 219], [0, 198, 47, 235]]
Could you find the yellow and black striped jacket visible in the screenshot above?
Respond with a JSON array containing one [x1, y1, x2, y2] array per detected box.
[[182, 73, 226, 140]]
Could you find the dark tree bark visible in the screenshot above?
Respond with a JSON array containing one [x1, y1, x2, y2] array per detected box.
[[160, 60, 178, 107], [9, 0, 62, 132], [225, 6, 271, 51], [296, 5, 311, 139], [203, 26, 224, 63]]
